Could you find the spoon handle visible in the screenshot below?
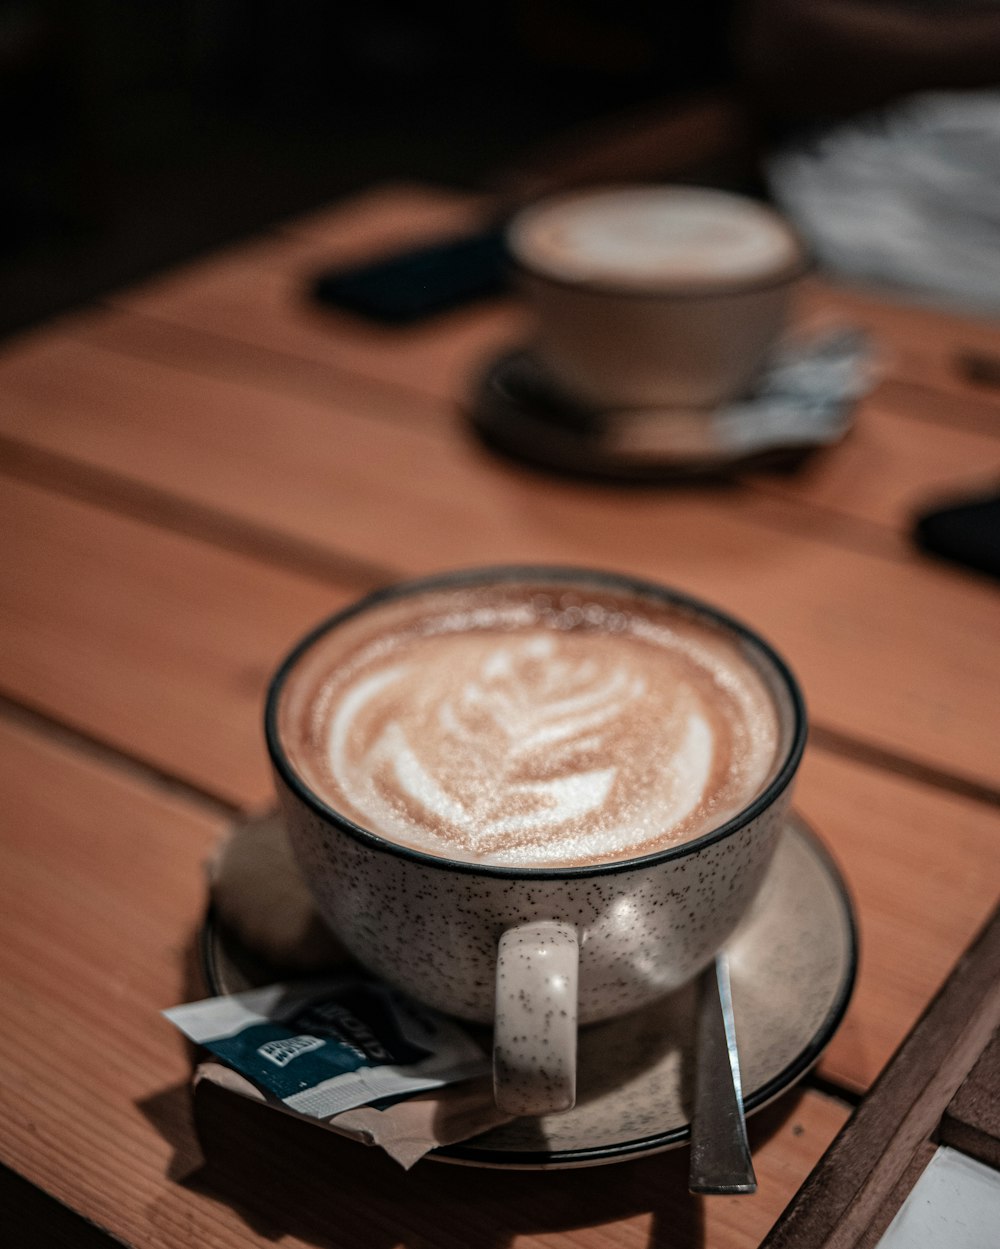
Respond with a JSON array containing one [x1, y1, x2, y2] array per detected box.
[[689, 952, 758, 1195]]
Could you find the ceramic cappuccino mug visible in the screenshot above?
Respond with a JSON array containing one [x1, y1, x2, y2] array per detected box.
[[506, 186, 808, 410], [266, 568, 806, 1116]]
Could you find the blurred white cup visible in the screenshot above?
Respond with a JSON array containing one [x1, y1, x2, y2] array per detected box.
[[506, 185, 807, 410]]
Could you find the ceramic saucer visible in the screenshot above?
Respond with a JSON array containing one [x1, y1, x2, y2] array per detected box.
[[201, 813, 856, 1170], [468, 328, 871, 482]]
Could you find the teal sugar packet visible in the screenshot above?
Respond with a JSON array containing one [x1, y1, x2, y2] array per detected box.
[[165, 976, 488, 1119]]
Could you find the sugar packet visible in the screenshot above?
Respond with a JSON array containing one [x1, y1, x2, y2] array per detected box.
[[166, 976, 488, 1116], [166, 976, 513, 1166]]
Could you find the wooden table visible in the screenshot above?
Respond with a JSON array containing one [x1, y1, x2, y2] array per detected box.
[[2, 183, 998, 1249]]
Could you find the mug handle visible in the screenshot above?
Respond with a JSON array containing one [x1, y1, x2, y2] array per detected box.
[[493, 921, 579, 1116]]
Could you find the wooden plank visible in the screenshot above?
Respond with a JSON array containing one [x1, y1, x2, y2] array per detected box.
[[62, 304, 454, 433], [867, 376, 1000, 440], [855, 1139, 937, 1249], [62, 308, 1000, 542], [276, 193, 999, 416], [278, 191, 1000, 435], [0, 713, 230, 1243], [0, 476, 355, 809], [797, 752, 1000, 1094], [939, 1029, 1000, 1171], [0, 711, 850, 1249], [751, 387, 1000, 533], [37, 186, 1000, 549], [760, 906, 1000, 1249], [759, 909, 998, 1249], [1, 337, 998, 792], [41, 184, 1000, 551]]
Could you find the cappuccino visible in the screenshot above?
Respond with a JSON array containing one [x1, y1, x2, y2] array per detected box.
[[507, 186, 803, 293], [276, 577, 782, 869], [506, 186, 806, 409]]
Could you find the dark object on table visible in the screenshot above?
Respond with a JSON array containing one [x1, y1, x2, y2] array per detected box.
[[913, 488, 1000, 581], [956, 351, 1000, 391], [311, 228, 508, 324]]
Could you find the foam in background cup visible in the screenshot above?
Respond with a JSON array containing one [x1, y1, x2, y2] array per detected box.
[[508, 186, 803, 291]]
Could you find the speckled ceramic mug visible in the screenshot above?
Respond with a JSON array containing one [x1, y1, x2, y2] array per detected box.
[[266, 568, 806, 1117]]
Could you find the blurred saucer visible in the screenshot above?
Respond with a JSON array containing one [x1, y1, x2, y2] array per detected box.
[[202, 813, 856, 1170], [469, 328, 872, 481]]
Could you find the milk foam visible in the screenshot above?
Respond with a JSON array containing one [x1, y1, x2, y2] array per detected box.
[[508, 187, 802, 290], [280, 585, 782, 868]]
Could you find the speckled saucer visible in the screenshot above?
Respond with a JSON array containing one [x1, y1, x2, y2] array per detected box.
[[201, 813, 856, 1170]]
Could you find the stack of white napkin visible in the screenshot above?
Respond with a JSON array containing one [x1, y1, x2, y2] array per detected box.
[[768, 90, 1000, 315]]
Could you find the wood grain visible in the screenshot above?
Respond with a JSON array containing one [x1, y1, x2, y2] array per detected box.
[[761, 906, 1000, 1249], [939, 1028, 1000, 1170], [0, 711, 849, 1249], [0, 476, 354, 808], [1, 334, 998, 793], [59, 308, 1000, 544], [65, 304, 455, 433], [6, 183, 999, 565], [6, 185, 999, 567], [796, 751, 1000, 1093]]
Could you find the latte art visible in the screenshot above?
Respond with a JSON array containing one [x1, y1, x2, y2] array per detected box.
[[278, 583, 784, 868], [508, 186, 803, 291], [327, 633, 721, 864]]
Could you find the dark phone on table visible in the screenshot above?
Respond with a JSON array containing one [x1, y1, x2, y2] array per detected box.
[[310, 227, 509, 325], [913, 487, 1000, 580]]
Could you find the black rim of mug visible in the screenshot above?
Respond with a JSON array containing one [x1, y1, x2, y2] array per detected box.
[[264, 564, 808, 881]]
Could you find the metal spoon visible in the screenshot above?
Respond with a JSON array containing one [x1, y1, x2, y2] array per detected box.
[[688, 952, 758, 1194]]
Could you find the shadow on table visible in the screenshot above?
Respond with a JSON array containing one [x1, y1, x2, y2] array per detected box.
[[134, 919, 813, 1249], [139, 1071, 806, 1249]]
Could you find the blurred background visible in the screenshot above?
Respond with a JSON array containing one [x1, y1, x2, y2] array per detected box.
[[4, 0, 1000, 339], [0, 0, 738, 337]]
